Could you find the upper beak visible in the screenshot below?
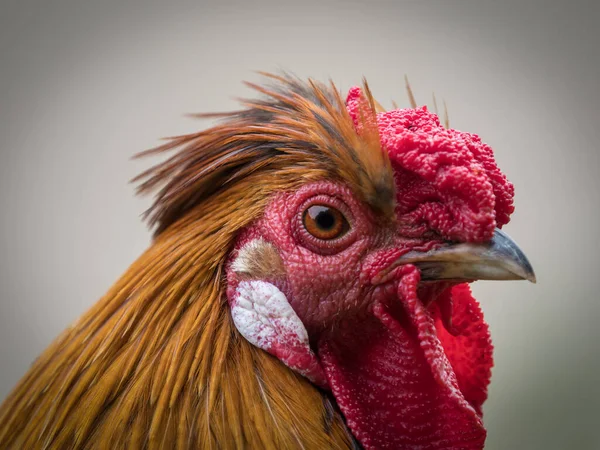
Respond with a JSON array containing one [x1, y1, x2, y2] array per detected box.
[[375, 228, 536, 284]]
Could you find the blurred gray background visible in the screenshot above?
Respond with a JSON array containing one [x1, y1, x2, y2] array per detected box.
[[1, 0, 598, 448]]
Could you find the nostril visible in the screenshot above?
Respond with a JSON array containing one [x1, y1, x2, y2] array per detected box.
[[421, 229, 443, 240]]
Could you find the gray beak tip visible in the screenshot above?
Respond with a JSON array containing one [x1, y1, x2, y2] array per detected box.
[[524, 271, 537, 284], [525, 270, 537, 284]]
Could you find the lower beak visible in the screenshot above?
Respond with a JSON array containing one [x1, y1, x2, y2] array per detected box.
[[376, 228, 536, 284]]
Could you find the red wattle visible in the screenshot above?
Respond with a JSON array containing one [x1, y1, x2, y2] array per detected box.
[[434, 284, 494, 416], [318, 267, 487, 450]]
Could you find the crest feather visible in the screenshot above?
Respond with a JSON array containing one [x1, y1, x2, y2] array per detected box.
[[133, 73, 395, 235]]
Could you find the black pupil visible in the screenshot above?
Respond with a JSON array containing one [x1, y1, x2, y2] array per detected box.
[[310, 206, 336, 230]]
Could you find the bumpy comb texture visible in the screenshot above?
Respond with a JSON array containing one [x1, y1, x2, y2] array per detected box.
[[347, 88, 514, 243]]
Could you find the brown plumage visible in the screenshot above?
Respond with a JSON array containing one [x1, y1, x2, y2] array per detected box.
[[0, 73, 393, 448]]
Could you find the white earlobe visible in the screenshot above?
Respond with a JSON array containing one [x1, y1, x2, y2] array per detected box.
[[232, 280, 309, 349], [231, 280, 327, 387]]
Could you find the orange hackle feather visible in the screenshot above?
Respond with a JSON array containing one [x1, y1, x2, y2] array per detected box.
[[0, 74, 394, 449]]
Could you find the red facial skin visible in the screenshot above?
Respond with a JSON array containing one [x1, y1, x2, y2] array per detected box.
[[225, 88, 514, 449], [228, 181, 440, 335]]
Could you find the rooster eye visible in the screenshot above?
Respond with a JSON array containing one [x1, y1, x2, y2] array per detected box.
[[302, 205, 349, 240]]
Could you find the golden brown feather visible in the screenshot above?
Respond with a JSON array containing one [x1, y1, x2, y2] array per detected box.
[[0, 74, 392, 449]]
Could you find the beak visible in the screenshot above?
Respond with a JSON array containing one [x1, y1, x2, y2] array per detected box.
[[376, 228, 536, 284]]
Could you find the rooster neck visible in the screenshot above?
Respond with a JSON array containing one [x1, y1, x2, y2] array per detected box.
[[0, 235, 354, 449]]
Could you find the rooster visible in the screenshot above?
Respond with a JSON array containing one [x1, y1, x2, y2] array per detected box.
[[0, 73, 534, 449]]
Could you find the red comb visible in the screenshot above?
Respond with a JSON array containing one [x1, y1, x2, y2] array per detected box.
[[347, 87, 514, 243]]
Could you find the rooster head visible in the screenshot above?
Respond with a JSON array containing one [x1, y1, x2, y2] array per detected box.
[[219, 76, 535, 449]]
